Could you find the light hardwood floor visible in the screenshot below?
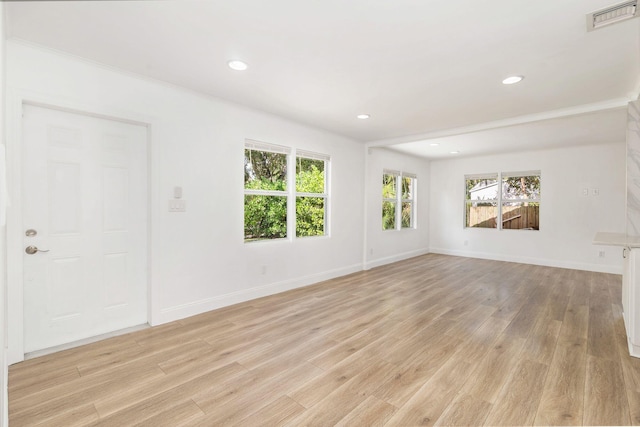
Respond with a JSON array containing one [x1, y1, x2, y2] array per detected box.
[[8, 254, 640, 426]]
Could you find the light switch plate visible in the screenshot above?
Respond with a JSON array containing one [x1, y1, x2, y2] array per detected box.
[[168, 200, 186, 212]]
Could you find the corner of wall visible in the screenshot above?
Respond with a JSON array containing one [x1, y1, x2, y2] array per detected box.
[[364, 248, 430, 271]]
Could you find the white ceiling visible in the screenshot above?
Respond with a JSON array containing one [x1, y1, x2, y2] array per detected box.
[[5, 0, 640, 158]]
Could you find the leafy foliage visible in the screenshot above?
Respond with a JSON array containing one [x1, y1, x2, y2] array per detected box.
[[382, 174, 397, 230], [502, 176, 540, 199], [401, 202, 412, 228], [296, 159, 326, 237], [382, 174, 396, 199], [382, 201, 396, 230], [296, 197, 324, 237], [244, 149, 287, 189]]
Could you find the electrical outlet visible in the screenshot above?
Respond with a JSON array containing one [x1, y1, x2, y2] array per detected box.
[[599, 251, 605, 258], [592, 188, 600, 196], [168, 200, 186, 212]]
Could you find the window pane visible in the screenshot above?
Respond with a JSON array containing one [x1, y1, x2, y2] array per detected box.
[[401, 177, 413, 199], [502, 175, 540, 200], [244, 195, 287, 241], [296, 197, 325, 237], [296, 157, 325, 193], [401, 202, 412, 228], [244, 149, 287, 191], [502, 202, 539, 230], [382, 201, 396, 230], [383, 174, 396, 199], [466, 201, 498, 228], [466, 177, 498, 201]]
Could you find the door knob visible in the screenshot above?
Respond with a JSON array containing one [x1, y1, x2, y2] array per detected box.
[[25, 246, 49, 255]]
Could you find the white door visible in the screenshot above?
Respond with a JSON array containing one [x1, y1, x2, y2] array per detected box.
[[22, 104, 148, 353]]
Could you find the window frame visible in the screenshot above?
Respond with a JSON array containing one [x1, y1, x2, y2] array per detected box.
[[464, 171, 541, 231], [383, 169, 417, 231], [244, 140, 330, 243]]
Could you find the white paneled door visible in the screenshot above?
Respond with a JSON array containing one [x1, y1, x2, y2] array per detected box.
[[22, 105, 148, 353]]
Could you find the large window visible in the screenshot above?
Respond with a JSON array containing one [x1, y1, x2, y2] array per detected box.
[[383, 170, 417, 230], [244, 140, 329, 242], [465, 171, 540, 230]]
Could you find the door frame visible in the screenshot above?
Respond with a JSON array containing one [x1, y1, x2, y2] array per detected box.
[[6, 90, 157, 364]]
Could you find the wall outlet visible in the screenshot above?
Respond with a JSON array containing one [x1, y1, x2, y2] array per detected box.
[[598, 251, 605, 258], [592, 188, 600, 196], [168, 200, 186, 212]]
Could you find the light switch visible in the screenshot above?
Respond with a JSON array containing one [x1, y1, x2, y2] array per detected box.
[[168, 200, 186, 212]]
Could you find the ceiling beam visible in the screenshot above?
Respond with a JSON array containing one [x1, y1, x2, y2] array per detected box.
[[365, 98, 632, 148]]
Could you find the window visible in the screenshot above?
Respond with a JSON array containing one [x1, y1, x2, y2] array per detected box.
[[465, 171, 540, 230], [382, 172, 397, 230], [465, 174, 499, 228], [244, 140, 329, 242], [502, 172, 540, 230], [296, 151, 329, 237], [382, 170, 417, 230], [244, 142, 289, 241]]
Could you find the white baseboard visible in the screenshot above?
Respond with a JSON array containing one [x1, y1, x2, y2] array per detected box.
[[429, 247, 623, 275], [155, 263, 363, 325], [23, 324, 150, 360], [364, 248, 430, 271], [628, 337, 640, 359]]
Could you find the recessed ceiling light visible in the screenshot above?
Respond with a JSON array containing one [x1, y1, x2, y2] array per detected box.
[[502, 75, 524, 85], [357, 114, 370, 120], [228, 60, 248, 71], [450, 151, 460, 154], [430, 143, 440, 147]]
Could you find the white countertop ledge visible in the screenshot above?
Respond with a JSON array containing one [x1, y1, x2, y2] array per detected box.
[[593, 232, 640, 248]]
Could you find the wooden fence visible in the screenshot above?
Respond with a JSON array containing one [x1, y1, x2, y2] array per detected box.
[[467, 205, 539, 229]]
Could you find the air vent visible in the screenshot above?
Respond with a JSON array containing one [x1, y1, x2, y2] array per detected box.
[[587, 1, 638, 31]]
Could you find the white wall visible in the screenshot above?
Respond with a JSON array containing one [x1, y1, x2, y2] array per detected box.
[[0, 5, 7, 425], [364, 147, 430, 269], [5, 41, 365, 362], [1, 4, 7, 425], [430, 142, 626, 273]]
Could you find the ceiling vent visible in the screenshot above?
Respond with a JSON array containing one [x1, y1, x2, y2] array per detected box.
[[587, 1, 638, 31]]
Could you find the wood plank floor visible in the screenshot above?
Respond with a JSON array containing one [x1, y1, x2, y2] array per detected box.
[[8, 254, 639, 426]]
